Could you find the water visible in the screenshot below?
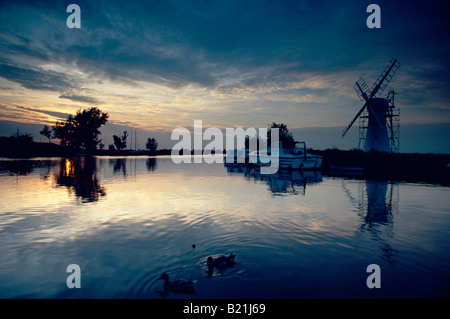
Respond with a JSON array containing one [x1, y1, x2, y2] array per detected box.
[[0, 156, 449, 299]]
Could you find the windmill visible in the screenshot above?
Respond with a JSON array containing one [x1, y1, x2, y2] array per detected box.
[[342, 58, 401, 152]]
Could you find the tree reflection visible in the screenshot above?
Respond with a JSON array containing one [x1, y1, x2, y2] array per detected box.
[[0, 159, 59, 177], [109, 158, 127, 175], [146, 158, 157, 171], [55, 157, 106, 202]]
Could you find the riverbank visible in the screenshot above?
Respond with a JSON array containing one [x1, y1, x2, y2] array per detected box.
[[1, 141, 448, 185], [0, 139, 171, 158], [312, 149, 450, 185]]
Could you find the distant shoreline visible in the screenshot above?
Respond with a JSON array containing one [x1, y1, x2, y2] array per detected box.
[[1, 141, 448, 186], [2, 140, 450, 157]]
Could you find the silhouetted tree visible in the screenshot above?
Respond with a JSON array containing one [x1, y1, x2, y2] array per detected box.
[[113, 131, 128, 151], [53, 115, 75, 148], [113, 135, 123, 151], [146, 137, 158, 155], [52, 107, 108, 152], [122, 131, 128, 149], [40, 125, 52, 143], [245, 135, 260, 150], [267, 122, 295, 149]]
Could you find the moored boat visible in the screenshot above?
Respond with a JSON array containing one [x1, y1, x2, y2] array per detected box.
[[250, 141, 323, 170]]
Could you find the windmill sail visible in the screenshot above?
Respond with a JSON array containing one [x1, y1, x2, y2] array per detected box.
[[342, 102, 367, 137], [342, 59, 400, 152], [368, 58, 400, 99], [354, 78, 369, 101]]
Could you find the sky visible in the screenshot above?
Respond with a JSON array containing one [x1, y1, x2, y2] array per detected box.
[[0, 0, 449, 153]]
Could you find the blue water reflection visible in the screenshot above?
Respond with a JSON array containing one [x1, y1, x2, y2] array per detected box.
[[0, 156, 449, 298]]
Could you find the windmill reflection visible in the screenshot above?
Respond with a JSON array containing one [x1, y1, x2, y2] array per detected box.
[[342, 177, 399, 263], [226, 166, 322, 195], [55, 157, 106, 202], [364, 181, 395, 226]]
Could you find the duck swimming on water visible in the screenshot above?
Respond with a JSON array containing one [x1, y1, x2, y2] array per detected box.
[[156, 273, 196, 296], [207, 253, 236, 275]]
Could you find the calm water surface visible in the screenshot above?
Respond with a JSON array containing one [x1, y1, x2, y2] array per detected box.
[[0, 156, 449, 298]]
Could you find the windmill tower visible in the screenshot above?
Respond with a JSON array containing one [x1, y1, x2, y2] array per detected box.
[[342, 58, 401, 153]]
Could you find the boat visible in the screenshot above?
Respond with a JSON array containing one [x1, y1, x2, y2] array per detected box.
[[250, 141, 323, 170]]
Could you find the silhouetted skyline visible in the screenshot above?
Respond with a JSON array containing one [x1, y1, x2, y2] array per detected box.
[[0, 1, 449, 153]]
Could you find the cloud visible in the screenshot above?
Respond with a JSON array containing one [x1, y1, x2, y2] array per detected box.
[[1, 0, 449, 98], [0, 0, 367, 92], [0, 0, 449, 153], [0, 60, 75, 92], [12, 105, 69, 120], [59, 94, 101, 104], [0, 103, 69, 125]]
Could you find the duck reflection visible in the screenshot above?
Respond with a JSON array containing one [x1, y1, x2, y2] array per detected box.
[[55, 157, 106, 202], [226, 166, 322, 195], [342, 178, 399, 263]]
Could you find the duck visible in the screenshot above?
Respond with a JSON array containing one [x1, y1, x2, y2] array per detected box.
[[156, 273, 196, 295], [207, 253, 236, 273]]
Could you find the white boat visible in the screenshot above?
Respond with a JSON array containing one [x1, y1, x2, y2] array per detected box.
[[250, 141, 323, 170]]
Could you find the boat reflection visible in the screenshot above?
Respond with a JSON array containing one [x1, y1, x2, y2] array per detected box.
[[226, 165, 322, 195], [55, 157, 106, 203]]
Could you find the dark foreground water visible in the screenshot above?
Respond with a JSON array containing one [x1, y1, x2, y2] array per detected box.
[[0, 156, 449, 299]]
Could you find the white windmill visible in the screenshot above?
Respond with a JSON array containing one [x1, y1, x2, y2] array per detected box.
[[342, 58, 401, 153]]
